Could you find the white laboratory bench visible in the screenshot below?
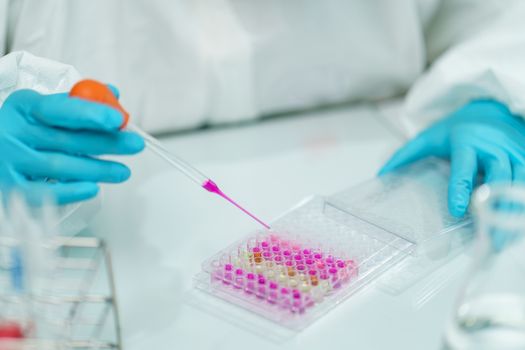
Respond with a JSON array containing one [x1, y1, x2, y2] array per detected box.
[[87, 102, 473, 350]]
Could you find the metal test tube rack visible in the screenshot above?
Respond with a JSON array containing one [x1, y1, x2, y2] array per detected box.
[[0, 236, 122, 350]]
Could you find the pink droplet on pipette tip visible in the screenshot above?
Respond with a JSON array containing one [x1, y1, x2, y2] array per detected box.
[[202, 179, 270, 229]]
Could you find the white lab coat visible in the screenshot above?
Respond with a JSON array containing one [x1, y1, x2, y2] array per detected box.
[[1, 0, 524, 136]]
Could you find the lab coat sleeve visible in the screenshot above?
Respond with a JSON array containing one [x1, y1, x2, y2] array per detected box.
[[400, 0, 525, 137], [0, 50, 81, 103], [0, 51, 101, 235]]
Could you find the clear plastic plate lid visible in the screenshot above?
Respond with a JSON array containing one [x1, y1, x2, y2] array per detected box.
[[332, 158, 471, 249]]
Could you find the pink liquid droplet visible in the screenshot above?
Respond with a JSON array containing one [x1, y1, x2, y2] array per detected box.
[[202, 179, 270, 229]]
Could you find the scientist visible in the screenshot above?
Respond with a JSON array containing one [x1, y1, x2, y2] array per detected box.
[[0, 0, 525, 217]]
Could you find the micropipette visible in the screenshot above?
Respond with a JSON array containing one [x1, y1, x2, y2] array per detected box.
[[69, 80, 270, 229], [128, 124, 270, 229]]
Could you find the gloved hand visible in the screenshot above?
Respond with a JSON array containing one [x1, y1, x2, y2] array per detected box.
[[379, 100, 525, 217], [0, 88, 145, 205]]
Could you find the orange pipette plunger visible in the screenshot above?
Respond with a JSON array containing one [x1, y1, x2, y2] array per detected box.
[[68, 79, 270, 229], [69, 79, 130, 128]]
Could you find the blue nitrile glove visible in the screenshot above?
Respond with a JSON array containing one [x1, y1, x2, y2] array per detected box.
[[379, 100, 525, 217], [0, 88, 145, 205]]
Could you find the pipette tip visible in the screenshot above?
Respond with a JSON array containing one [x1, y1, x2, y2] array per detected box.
[[202, 180, 270, 230]]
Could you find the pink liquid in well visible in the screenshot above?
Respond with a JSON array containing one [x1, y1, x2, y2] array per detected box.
[[202, 179, 270, 229]]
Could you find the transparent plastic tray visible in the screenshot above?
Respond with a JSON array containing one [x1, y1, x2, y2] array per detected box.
[[195, 158, 473, 330], [195, 197, 413, 330]]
